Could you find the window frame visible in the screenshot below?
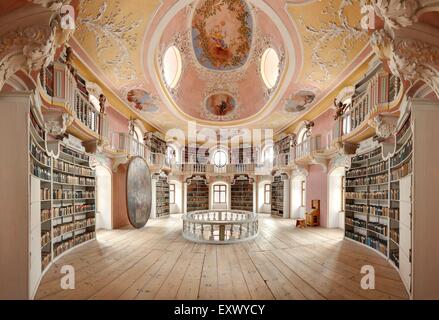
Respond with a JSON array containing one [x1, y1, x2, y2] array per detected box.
[[300, 180, 306, 207], [169, 183, 175, 204], [264, 184, 271, 205], [213, 184, 227, 204]]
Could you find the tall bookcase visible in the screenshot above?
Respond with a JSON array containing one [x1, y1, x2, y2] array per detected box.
[[231, 175, 254, 211], [345, 145, 390, 257], [0, 92, 95, 299], [155, 175, 170, 217], [271, 173, 289, 218], [51, 143, 96, 260], [344, 98, 439, 299], [186, 175, 209, 212]]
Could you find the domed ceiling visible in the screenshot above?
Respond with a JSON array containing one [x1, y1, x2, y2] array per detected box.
[[69, 0, 371, 133]]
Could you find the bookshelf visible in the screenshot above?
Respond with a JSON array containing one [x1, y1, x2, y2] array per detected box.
[[51, 143, 96, 260], [345, 146, 390, 257], [155, 175, 170, 217], [231, 175, 254, 211], [187, 175, 209, 212], [29, 116, 96, 294], [271, 173, 289, 217]]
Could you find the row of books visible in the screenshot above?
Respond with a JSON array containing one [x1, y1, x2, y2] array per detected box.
[[30, 141, 51, 167], [61, 146, 89, 162], [390, 158, 412, 181]]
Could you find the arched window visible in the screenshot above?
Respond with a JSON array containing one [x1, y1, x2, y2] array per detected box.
[[163, 46, 182, 88], [133, 126, 143, 142], [261, 145, 274, 164], [261, 48, 280, 89], [297, 127, 308, 144], [212, 149, 228, 168]]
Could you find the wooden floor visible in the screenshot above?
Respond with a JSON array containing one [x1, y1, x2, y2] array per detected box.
[[36, 214, 408, 300]]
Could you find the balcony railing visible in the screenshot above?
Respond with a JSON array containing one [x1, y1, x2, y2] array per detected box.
[[334, 72, 402, 139], [295, 135, 322, 160], [110, 132, 169, 168], [39, 62, 108, 140]]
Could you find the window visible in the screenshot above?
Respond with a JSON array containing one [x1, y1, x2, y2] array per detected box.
[[297, 127, 308, 144], [264, 184, 271, 204], [133, 126, 143, 142], [341, 176, 345, 211], [213, 185, 227, 203], [261, 48, 280, 89], [213, 149, 227, 168], [300, 180, 306, 207], [163, 46, 182, 88], [169, 184, 175, 204], [262, 145, 274, 164]]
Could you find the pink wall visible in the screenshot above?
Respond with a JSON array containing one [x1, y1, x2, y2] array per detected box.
[[107, 106, 129, 134], [311, 108, 334, 148], [306, 165, 328, 227], [304, 108, 335, 227]]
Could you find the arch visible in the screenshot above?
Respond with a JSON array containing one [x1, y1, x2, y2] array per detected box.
[[296, 126, 308, 144], [209, 145, 229, 167]]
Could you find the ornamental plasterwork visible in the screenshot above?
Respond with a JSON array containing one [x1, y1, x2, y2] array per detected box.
[[369, 0, 420, 30], [367, 114, 397, 139], [299, 0, 368, 84], [76, 0, 141, 81], [370, 29, 439, 97], [328, 153, 351, 172], [28, 0, 71, 10], [0, 10, 68, 90]]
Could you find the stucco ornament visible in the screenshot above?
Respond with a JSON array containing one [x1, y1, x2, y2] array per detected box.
[[368, 114, 396, 139], [371, 29, 439, 97], [371, 0, 420, 29]]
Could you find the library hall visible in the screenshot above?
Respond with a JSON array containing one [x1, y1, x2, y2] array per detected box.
[[1, 0, 439, 302]]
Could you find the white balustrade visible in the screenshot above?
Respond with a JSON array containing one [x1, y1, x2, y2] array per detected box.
[[182, 210, 259, 244]]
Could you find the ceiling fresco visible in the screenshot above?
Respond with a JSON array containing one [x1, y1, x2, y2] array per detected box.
[[67, 0, 371, 134], [192, 0, 253, 70]]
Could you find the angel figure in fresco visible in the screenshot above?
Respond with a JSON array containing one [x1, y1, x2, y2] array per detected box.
[[206, 23, 233, 67], [127, 89, 159, 113]]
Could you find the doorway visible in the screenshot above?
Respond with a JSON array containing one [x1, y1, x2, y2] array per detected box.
[[96, 165, 112, 230], [328, 167, 345, 229]]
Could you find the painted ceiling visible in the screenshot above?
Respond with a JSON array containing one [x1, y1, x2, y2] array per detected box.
[[69, 0, 371, 133]]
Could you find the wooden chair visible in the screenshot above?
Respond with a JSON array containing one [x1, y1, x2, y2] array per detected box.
[[305, 200, 320, 227]]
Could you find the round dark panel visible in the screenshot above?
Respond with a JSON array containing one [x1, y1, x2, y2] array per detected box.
[[126, 157, 152, 228]]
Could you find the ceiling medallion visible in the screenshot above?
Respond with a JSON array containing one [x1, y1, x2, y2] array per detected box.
[[191, 0, 253, 71], [201, 93, 240, 121], [283, 90, 316, 114]]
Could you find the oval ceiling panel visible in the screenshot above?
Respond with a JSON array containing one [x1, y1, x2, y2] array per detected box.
[[191, 0, 253, 70]]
